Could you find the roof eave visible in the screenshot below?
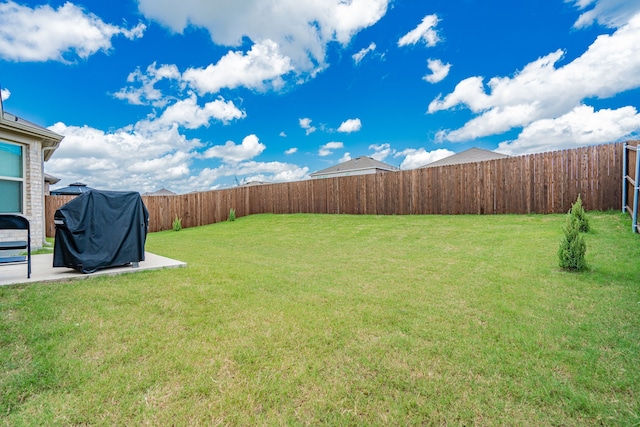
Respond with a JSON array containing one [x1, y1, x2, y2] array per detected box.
[[1, 117, 63, 142], [0, 117, 64, 161]]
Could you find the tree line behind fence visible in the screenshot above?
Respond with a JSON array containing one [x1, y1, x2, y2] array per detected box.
[[45, 142, 629, 237]]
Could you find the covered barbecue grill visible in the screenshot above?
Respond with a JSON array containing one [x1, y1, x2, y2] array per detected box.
[[53, 190, 149, 273]]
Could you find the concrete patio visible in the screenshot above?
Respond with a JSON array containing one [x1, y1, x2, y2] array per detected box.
[[0, 252, 186, 287]]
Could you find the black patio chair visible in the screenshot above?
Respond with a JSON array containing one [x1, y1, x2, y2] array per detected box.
[[0, 214, 31, 278]]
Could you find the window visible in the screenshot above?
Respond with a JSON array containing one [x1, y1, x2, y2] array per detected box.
[[0, 141, 24, 213]]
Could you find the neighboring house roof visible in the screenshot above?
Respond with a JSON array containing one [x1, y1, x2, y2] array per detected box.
[[240, 181, 268, 187], [0, 101, 64, 161], [44, 173, 60, 185], [421, 147, 509, 168], [50, 182, 94, 195], [143, 188, 177, 196], [310, 156, 399, 177]]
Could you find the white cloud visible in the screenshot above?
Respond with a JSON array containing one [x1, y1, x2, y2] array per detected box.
[[285, 147, 297, 155], [394, 148, 455, 169], [423, 59, 451, 84], [319, 141, 344, 156], [436, 104, 539, 143], [135, 94, 246, 132], [200, 134, 266, 163], [280, 131, 287, 137], [271, 165, 309, 182], [114, 62, 181, 107], [337, 118, 362, 133], [339, 152, 352, 163], [353, 42, 377, 64], [568, 0, 640, 28], [299, 117, 317, 135], [168, 96, 244, 127], [49, 122, 196, 162], [369, 143, 394, 161], [195, 161, 308, 185], [230, 161, 307, 179], [497, 104, 640, 155], [186, 161, 309, 191], [429, 13, 640, 144], [0, 87, 10, 102], [0, 1, 145, 62], [137, 0, 390, 72], [129, 151, 191, 179], [46, 121, 200, 193], [183, 40, 294, 95], [428, 75, 490, 114], [44, 90, 303, 193], [398, 14, 440, 47], [183, 168, 223, 192]]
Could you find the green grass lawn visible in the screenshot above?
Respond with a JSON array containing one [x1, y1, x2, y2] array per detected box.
[[1, 212, 639, 426]]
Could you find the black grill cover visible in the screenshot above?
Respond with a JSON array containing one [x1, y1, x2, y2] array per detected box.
[[53, 190, 149, 273]]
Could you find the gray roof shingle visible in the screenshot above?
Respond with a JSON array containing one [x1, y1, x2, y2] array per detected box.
[[310, 156, 398, 176]]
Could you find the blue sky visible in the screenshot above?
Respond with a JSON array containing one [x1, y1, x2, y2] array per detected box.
[[1, 0, 640, 193]]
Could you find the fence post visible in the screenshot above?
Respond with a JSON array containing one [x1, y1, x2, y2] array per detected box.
[[622, 142, 627, 214], [634, 144, 640, 233]]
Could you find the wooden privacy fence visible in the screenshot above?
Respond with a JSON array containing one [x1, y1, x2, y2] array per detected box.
[[45, 142, 624, 237]]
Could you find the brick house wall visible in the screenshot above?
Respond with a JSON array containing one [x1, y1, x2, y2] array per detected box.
[[1, 108, 63, 251], [0, 140, 45, 250]]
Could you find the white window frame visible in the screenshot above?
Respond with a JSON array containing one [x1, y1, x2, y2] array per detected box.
[[0, 140, 25, 214]]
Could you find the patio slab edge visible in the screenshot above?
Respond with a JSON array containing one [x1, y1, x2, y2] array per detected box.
[[0, 252, 187, 287]]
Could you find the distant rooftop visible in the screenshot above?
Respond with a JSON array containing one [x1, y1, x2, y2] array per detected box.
[[142, 188, 177, 196], [421, 147, 508, 168], [50, 182, 94, 196], [310, 156, 398, 177]]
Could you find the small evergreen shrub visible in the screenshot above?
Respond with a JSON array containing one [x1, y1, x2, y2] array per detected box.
[[558, 216, 587, 271], [569, 194, 590, 233], [172, 216, 182, 231], [229, 208, 236, 222]]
